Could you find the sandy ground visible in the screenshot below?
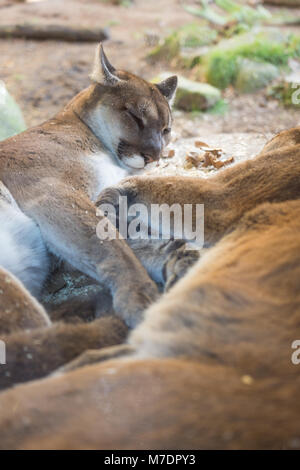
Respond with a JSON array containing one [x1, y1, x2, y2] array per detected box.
[[150, 132, 272, 177]]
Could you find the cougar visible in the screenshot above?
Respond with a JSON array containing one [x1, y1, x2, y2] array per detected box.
[[0, 44, 179, 328], [0, 127, 300, 449]]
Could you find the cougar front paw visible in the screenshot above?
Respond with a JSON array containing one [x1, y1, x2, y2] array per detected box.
[[163, 248, 200, 291], [96, 178, 139, 210], [113, 281, 159, 328]]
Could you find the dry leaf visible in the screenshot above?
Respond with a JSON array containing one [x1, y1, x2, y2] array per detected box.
[[212, 159, 225, 169], [203, 152, 214, 167], [195, 141, 209, 148], [162, 149, 175, 159], [185, 152, 204, 169], [207, 148, 222, 157], [223, 156, 235, 165], [184, 161, 194, 170], [188, 151, 201, 158]]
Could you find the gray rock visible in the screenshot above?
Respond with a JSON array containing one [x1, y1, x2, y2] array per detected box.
[[235, 59, 279, 93], [153, 73, 221, 111], [0, 81, 26, 141]]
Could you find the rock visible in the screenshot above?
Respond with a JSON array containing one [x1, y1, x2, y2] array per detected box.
[[175, 77, 221, 111], [203, 30, 290, 89], [147, 34, 180, 63], [0, 82, 26, 141], [235, 59, 279, 93], [153, 73, 221, 111], [41, 268, 114, 323]]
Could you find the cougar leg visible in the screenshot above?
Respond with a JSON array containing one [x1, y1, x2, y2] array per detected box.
[[22, 182, 158, 328], [163, 247, 201, 291], [55, 344, 135, 374], [0, 267, 50, 335], [0, 316, 128, 391], [127, 238, 200, 288]]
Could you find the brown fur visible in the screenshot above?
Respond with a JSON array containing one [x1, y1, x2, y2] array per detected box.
[[0, 316, 128, 391], [0, 267, 50, 335], [1, 357, 300, 449], [131, 200, 300, 366], [0, 128, 300, 448]]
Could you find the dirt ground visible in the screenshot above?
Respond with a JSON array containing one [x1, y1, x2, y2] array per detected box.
[[1, 0, 300, 137]]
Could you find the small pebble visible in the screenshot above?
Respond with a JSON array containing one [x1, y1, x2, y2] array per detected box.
[[241, 375, 254, 385]]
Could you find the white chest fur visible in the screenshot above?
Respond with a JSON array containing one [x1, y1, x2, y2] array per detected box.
[[0, 206, 49, 297], [84, 153, 130, 202]]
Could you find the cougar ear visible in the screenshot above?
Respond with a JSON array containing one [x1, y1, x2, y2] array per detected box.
[[90, 43, 121, 85], [156, 75, 178, 106]]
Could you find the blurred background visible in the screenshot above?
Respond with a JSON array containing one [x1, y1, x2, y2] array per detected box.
[[1, 0, 300, 142]]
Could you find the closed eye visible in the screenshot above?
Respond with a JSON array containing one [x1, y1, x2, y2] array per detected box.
[[126, 109, 144, 131]]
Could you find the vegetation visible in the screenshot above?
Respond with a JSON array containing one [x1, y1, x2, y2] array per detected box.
[[203, 32, 293, 89], [0, 82, 26, 141], [148, 0, 300, 108], [269, 82, 300, 107], [183, 0, 272, 27]]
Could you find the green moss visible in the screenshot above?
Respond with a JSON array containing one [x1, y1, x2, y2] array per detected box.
[[235, 59, 279, 93], [206, 53, 237, 89], [269, 82, 300, 108], [204, 32, 295, 89], [177, 23, 217, 48], [288, 34, 300, 58], [148, 33, 180, 63], [207, 98, 228, 115], [147, 24, 217, 64], [188, 98, 228, 118], [0, 82, 26, 141]]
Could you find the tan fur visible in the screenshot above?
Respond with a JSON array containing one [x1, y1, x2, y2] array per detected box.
[[1, 358, 300, 450], [0, 267, 50, 335], [131, 200, 300, 364], [0, 316, 128, 391], [0, 128, 300, 448], [0, 44, 178, 328]]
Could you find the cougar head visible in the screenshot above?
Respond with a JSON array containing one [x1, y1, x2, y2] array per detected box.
[[82, 44, 177, 170]]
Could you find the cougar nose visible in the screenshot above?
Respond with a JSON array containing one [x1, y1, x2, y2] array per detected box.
[[142, 154, 157, 164], [142, 144, 162, 164]]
